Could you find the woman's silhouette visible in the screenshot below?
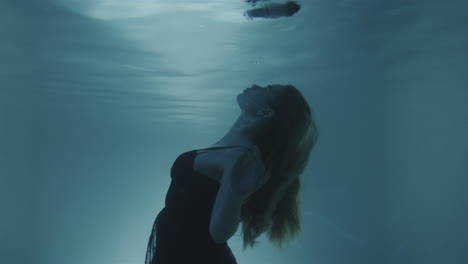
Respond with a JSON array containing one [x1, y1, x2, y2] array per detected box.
[[145, 84, 319, 264]]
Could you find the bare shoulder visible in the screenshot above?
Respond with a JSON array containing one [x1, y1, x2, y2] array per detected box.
[[194, 147, 248, 182], [222, 147, 255, 169]]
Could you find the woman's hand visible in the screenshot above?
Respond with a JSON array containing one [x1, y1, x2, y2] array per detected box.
[[227, 145, 270, 199]]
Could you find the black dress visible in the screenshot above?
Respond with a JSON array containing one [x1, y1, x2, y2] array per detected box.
[[145, 146, 249, 264]]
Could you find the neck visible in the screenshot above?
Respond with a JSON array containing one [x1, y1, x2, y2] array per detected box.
[[214, 115, 257, 149]]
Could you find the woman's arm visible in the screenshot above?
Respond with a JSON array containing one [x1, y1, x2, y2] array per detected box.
[[209, 171, 244, 244], [209, 146, 270, 243]]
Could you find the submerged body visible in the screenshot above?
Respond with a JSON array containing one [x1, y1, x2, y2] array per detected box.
[[145, 83, 317, 261], [146, 85, 278, 263]]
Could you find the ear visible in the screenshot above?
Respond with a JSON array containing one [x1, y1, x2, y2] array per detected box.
[[258, 107, 274, 120]]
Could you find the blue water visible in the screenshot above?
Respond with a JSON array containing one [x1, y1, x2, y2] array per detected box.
[[1, 0, 467, 263]]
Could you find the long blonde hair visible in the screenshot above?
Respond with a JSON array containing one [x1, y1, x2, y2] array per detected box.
[[239, 84, 319, 250]]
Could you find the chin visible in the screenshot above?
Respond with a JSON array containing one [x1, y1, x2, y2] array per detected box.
[[237, 95, 247, 109], [236, 94, 242, 106]]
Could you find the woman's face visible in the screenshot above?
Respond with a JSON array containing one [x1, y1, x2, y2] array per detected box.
[[237, 84, 283, 114]]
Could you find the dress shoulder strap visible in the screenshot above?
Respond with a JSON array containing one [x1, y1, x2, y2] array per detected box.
[[194, 145, 253, 152]]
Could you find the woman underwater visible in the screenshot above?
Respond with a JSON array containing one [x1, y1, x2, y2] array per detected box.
[[145, 84, 319, 263]]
